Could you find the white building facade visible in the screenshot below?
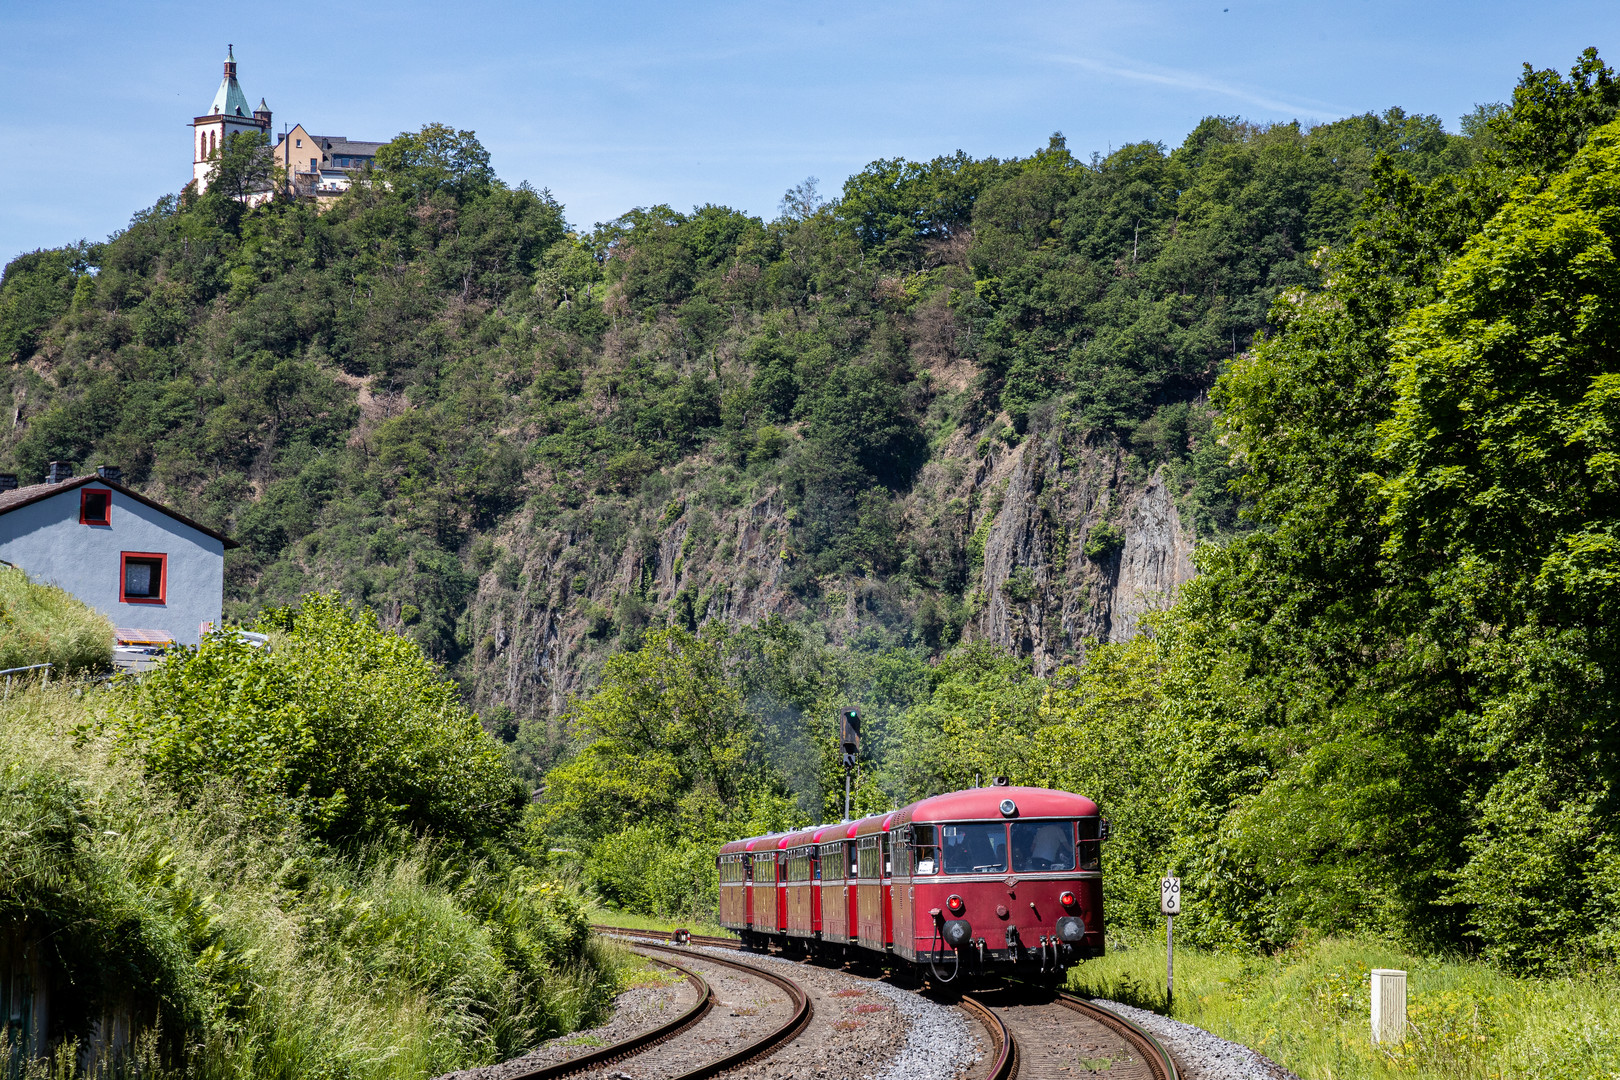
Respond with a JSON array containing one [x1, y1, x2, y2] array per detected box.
[[0, 466, 237, 645]]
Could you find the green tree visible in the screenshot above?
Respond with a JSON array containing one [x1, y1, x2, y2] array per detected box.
[[114, 593, 525, 844], [374, 122, 496, 202]]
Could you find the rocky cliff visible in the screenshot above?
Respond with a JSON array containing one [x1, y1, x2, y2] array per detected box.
[[458, 414, 1199, 719]]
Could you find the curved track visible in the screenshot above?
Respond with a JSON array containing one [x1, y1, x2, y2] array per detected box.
[[510, 941, 811, 1080], [592, 925, 1179, 1080], [506, 950, 712, 1079]]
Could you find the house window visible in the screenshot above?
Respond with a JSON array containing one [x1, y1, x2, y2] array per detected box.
[[80, 488, 110, 526], [296, 138, 302, 147], [120, 552, 167, 604]]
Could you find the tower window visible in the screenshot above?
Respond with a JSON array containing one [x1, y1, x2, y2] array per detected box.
[[80, 488, 110, 526], [120, 552, 167, 604]]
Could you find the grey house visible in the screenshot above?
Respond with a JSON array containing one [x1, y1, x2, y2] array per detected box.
[[0, 463, 238, 646]]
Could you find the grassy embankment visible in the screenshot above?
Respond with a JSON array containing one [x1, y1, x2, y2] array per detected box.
[[1070, 935, 1620, 1080], [0, 577, 631, 1079]]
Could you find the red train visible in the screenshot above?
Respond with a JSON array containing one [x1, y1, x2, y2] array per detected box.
[[718, 784, 1104, 982]]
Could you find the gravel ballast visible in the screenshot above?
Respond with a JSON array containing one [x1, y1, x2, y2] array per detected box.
[[688, 946, 982, 1080], [1091, 999, 1301, 1080]]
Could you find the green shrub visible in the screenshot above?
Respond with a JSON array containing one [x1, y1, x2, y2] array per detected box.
[[112, 592, 525, 844], [0, 565, 111, 674], [1083, 521, 1124, 561]]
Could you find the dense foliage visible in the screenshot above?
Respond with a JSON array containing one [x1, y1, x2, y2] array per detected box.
[[0, 106, 1474, 671], [1, 586, 616, 1076], [117, 593, 525, 843], [538, 52, 1620, 974]]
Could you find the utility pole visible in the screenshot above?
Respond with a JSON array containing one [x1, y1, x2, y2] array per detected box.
[[840, 708, 861, 821]]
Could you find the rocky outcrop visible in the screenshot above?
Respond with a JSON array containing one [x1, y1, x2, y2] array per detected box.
[[458, 420, 1198, 716]]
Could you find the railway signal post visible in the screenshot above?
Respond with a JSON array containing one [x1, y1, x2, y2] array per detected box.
[[1160, 876, 1181, 1011], [840, 708, 861, 821]]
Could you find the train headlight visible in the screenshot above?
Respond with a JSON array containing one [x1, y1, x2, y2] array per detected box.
[[999, 798, 1017, 817], [943, 919, 973, 947], [1059, 890, 1077, 908], [946, 893, 966, 915]]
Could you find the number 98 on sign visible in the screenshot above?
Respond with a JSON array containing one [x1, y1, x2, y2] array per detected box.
[[1160, 876, 1182, 915]]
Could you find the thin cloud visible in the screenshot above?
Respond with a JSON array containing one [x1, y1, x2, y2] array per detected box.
[[1046, 53, 1355, 120]]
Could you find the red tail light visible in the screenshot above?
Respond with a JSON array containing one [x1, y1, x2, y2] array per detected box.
[[946, 893, 965, 915], [1059, 890, 1077, 907]]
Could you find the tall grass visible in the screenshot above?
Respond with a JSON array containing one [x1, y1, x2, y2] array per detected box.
[[0, 685, 620, 1079], [1068, 933, 1620, 1080], [0, 566, 111, 674]]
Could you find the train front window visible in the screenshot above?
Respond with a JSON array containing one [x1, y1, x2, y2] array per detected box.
[[1011, 820, 1076, 872], [941, 823, 1007, 874]]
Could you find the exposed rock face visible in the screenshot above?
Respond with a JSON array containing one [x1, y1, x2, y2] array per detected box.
[[458, 419, 1198, 715], [970, 427, 1196, 674]]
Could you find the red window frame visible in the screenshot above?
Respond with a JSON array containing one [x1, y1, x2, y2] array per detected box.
[[119, 551, 168, 605], [80, 488, 111, 526]]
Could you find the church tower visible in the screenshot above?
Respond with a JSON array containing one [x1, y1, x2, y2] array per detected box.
[[190, 46, 271, 193]]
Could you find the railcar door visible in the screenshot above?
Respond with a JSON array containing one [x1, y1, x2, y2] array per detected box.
[[857, 836, 885, 951], [744, 856, 754, 927], [810, 847, 823, 936], [786, 848, 811, 937], [777, 851, 789, 936], [881, 834, 894, 950], [891, 832, 914, 961], [819, 841, 846, 942], [845, 840, 860, 944]]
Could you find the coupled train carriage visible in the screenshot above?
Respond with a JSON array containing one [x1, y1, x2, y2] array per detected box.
[[717, 784, 1105, 981]]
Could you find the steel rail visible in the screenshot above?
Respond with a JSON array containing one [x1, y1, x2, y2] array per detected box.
[[508, 951, 712, 1079], [1055, 992, 1180, 1080], [957, 992, 1019, 1080], [611, 939, 815, 1079]]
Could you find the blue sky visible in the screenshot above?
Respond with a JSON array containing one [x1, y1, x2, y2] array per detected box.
[[2, 0, 1617, 264]]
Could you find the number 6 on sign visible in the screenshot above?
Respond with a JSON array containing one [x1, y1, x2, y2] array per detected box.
[[1160, 876, 1181, 915]]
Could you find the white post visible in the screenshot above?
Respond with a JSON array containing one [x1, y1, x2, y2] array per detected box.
[[1371, 969, 1406, 1044]]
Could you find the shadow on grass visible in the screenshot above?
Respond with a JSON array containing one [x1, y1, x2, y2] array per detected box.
[[1069, 970, 1168, 1014]]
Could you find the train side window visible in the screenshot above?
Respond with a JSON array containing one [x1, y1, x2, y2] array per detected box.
[[848, 840, 859, 878], [1078, 817, 1101, 870], [812, 850, 821, 880], [911, 824, 938, 874], [882, 836, 891, 878]]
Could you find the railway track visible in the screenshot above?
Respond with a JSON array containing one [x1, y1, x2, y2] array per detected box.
[[506, 941, 811, 1079], [593, 925, 1179, 1080]]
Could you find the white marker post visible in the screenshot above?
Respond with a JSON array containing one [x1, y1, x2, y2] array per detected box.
[[1371, 969, 1407, 1044], [1160, 876, 1181, 1011]]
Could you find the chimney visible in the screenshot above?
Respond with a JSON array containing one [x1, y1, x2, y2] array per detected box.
[[47, 461, 73, 484], [97, 464, 122, 483], [0, 475, 17, 492]]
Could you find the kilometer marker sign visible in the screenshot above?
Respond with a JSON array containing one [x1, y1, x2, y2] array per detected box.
[[1160, 876, 1181, 915], [1161, 876, 1181, 1009]]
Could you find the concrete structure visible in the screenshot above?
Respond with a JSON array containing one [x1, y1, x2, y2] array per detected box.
[[191, 45, 272, 195], [0, 464, 238, 646], [273, 124, 385, 200], [1371, 968, 1407, 1044]]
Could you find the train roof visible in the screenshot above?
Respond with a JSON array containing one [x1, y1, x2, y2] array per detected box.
[[718, 832, 793, 855], [852, 811, 894, 838], [894, 785, 1098, 826], [783, 823, 838, 848]]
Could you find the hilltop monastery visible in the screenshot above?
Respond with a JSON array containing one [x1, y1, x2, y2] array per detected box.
[[191, 46, 384, 200]]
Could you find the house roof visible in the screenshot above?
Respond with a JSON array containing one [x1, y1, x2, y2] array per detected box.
[[0, 475, 240, 549], [308, 136, 384, 157]]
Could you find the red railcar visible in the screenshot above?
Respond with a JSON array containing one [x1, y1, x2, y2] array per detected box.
[[716, 784, 1105, 980]]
